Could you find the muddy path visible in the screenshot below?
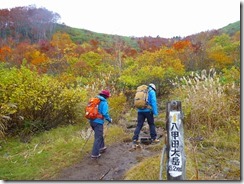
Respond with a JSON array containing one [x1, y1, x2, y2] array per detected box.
[[55, 141, 161, 181]]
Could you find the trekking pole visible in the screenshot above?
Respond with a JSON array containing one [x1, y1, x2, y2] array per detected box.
[[80, 128, 93, 156]]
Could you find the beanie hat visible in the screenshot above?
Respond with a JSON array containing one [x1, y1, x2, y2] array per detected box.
[[99, 90, 111, 98]]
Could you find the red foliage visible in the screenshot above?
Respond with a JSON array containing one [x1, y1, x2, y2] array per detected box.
[[136, 36, 168, 52], [90, 39, 99, 49]]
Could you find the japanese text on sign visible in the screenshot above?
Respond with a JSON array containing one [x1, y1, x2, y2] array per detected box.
[[168, 111, 183, 177]]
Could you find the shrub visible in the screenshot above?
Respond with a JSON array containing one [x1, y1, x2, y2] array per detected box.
[[108, 93, 127, 124], [0, 65, 87, 139]]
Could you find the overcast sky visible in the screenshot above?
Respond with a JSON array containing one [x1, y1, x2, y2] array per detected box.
[[1, 0, 241, 38]]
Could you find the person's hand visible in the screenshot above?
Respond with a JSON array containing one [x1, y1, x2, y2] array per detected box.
[[108, 118, 112, 124]]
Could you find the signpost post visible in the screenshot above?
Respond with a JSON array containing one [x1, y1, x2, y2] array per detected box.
[[166, 101, 186, 180]]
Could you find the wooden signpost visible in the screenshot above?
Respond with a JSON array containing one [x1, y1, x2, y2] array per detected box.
[[166, 101, 186, 180]]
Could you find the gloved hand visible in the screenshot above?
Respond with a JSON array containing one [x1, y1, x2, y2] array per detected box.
[[108, 118, 112, 124], [154, 114, 158, 118]]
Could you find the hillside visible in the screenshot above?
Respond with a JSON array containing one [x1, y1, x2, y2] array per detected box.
[[219, 21, 240, 36], [54, 24, 140, 50], [54, 20, 240, 49], [55, 20, 240, 43], [54, 20, 240, 52]]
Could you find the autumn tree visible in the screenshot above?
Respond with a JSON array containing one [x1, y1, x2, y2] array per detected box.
[[136, 36, 167, 52], [184, 30, 219, 71], [119, 46, 185, 96], [45, 32, 76, 74], [0, 5, 60, 43], [207, 33, 240, 70]]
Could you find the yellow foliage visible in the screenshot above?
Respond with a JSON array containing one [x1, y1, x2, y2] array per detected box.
[[208, 50, 232, 69]]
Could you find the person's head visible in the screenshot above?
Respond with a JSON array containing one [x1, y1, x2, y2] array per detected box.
[[99, 90, 111, 99], [149, 83, 156, 91]]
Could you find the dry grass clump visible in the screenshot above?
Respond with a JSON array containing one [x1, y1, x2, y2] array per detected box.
[[167, 68, 240, 180], [170, 68, 240, 136]]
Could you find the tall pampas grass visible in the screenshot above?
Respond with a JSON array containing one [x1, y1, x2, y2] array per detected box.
[[170, 68, 240, 136]]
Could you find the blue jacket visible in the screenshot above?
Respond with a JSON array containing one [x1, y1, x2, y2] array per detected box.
[[89, 95, 112, 125], [138, 86, 158, 116]]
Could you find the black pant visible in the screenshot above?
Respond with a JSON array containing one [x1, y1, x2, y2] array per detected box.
[[90, 122, 105, 156], [132, 111, 157, 141]]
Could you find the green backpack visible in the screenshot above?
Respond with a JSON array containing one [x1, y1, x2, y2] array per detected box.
[[134, 85, 149, 108]]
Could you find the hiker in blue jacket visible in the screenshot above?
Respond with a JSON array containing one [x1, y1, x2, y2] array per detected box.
[[132, 83, 159, 144], [90, 90, 112, 158]]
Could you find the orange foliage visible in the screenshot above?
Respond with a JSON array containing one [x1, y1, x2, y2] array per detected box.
[[31, 53, 48, 66], [165, 49, 174, 54], [173, 40, 192, 51], [50, 32, 75, 57], [0, 46, 12, 62]]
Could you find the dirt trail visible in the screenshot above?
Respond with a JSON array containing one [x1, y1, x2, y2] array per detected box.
[[55, 141, 161, 180]]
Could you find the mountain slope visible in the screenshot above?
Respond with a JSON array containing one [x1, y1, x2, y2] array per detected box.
[[54, 20, 240, 51], [219, 21, 240, 35], [54, 24, 140, 50]]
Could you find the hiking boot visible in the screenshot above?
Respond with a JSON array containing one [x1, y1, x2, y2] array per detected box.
[[91, 153, 101, 159], [99, 147, 107, 153], [152, 138, 160, 144], [133, 139, 140, 145]]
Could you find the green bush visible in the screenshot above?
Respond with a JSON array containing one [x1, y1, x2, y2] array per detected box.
[[0, 64, 87, 139], [108, 93, 127, 124]]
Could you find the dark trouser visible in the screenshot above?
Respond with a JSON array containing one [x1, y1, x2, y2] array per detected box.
[[90, 122, 104, 156], [132, 111, 157, 141]]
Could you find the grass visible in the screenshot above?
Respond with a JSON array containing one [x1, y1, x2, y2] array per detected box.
[[185, 127, 240, 180], [1, 116, 240, 181], [123, 127, 240, 180], [0, 123, 127, 180], [124, 155, 162, 180]]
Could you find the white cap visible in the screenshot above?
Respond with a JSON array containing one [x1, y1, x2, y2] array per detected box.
[[149, 83, 156, 91]]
